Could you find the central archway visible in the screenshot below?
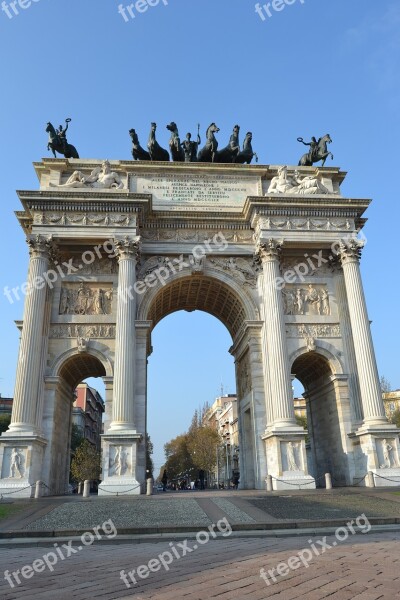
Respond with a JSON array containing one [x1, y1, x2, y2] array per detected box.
[[137, 271, 264, 489]]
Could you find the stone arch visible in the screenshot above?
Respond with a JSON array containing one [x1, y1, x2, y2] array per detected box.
[[49, 345, 113, 386], [291, 346, 352, 486], [43, 347, 111, 495], [137, 269, 259, 340]]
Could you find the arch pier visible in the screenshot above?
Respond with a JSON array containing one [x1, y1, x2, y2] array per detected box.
[[1, 159, 399, 496]]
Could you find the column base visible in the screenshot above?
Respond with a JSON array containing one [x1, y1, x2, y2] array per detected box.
[[99, 432, 144, 496], [262, 429, 315, 491], [0, 435, 47, 499], [350, 424, 400, 483], [370, 468, 400, 487]]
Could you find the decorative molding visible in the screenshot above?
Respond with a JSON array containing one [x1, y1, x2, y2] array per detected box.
[[140, 229, 254, 243]]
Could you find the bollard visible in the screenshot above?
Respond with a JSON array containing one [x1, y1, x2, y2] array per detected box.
[[34, 481, 42, 499], [325, 473, 332, 490], [146, 477, 153, 496], [83, 480, 91, 498], [367, 471, 375, 488], [266, 474, 273, 492], [78, 482, 83, 495]]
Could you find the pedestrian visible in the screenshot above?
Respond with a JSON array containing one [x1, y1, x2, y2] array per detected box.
[[199, 469, 205, 490], [161, 469, 168, 492]]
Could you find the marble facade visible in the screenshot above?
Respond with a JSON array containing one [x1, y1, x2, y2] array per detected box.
[[1, 159, 398, 496]]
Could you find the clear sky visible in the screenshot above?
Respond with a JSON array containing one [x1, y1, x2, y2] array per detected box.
[[0, 0, 399, 473]]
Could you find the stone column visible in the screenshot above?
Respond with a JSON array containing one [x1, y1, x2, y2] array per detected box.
[[338, 240, 386, 424], [9, 235, 53, 435], [256, 240, 296, 427], [109, 237, 140, 432]]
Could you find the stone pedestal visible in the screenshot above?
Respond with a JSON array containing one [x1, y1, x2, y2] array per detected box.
[[352, 426, 400, 486], [98, 433, 143, 496], [263, 430, 316, 490], [0, 436, 47, 498]]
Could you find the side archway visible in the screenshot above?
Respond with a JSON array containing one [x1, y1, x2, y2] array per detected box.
[[291, 346, 352, 485]]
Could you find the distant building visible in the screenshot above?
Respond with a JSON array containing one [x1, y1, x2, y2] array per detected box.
[[204, 394, 239, 487], [294, 397, 307, 419], [72, 383, 104, 451], [0, 396, 13, 416], [383, 391, 400, 420]]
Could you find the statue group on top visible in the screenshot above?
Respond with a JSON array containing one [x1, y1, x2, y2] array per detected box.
[[45, 118, 334, 168], [130, 122, 258, 164]]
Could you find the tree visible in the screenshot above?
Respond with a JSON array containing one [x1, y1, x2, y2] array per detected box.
[[0, 415, 11, 434], [380, 376, 392, 394], [187, 426, 221, 473], [389, 409, 400, 428], [164, 434, 195, 480], [146, 433, 154, 478], [70, 440, 101, 482], [70, 424, 84, 452], [295, 414, 309, 444]]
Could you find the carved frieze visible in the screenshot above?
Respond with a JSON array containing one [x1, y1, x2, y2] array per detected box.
[[57, 255, 118, 276], [50, 324, 116, 339], [59, 284, 113, 315], [286, 324, 341, 339], [141, 229, 254, 243], [209, 257, 259, 288], [256, 216, 353, 233], [282, 284, 331, 316], [34, 212, 134, 227], [237, 352, 252, 400]]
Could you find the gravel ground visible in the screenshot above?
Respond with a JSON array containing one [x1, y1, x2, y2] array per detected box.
[[248, 493, 400, 520], [212, 497, 255, 523], [25, 498, 210, 531]]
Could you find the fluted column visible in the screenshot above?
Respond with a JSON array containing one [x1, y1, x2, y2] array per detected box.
[[110, 237, 140, 431], [338, 240, 386, 424], [256, 240, 296, 427], [9, 235, 53, 434]]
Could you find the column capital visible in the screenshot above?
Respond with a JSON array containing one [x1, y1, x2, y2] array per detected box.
[[255, 239, 283, 263], [338, 238, 365, 265], [113, 237, 141, 262], [26, 234, 54, 260]]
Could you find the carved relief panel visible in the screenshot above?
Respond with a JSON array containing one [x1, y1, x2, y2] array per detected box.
[[59, 283, 113, 315], [282, 284, 330, 316]]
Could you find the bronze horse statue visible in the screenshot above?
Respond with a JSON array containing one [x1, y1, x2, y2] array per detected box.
[[235, 132, 258, 164], [213, 125, 241, 163], [147, 122, 170, 161], [166, 122, 185, 162], [298, 134, 334, 167], [46, 121, 79, 159], [129, 129, 151, 161], [198, 123, 220, 162]]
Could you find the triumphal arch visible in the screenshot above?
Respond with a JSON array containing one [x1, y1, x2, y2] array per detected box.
[[1, 158, 400, 496]]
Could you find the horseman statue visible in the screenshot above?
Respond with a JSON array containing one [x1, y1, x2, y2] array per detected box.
[[297, 134, 333, 167], [46, 118, 79, 159]]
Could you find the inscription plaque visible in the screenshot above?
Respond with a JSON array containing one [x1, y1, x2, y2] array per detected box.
[[131, 173, 261, 212]]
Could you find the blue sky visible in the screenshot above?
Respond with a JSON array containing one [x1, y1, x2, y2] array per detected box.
[[1, 0, 399, 472]]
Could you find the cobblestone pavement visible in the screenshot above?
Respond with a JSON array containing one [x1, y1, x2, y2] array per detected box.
[[4, 489, 400, 533], [0, 531, 399, 599]]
